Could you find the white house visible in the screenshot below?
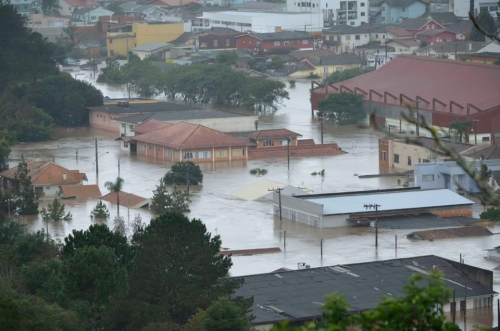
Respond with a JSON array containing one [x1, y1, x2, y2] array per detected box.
[[58, 0, 99, 16], [414, 159, 500, 194], [286, 0, 369, 27], [71, 6, 114, 26], [453, 0, 499, 19], [387, 39, 420, 53], [414, 40, 491, 59], [322, 24, 372, 53], [199, 11, 325, 33]]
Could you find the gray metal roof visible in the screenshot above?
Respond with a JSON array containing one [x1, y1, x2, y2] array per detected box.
[[88, 102, 200, 115], [306, 189, 473, 215], [130, 42, 169, 52], [231, 255, 496, 325], [115, 109, 248, 124]]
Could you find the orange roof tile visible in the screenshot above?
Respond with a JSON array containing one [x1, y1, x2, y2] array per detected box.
[[0, 159, 87, 186], [134, 119, 173, 135], [133, 122, 250, 149], [61, 185, 102, 199], [101, 191, 150, 208]]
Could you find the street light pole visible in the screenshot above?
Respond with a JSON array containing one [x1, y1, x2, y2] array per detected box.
[[416, 100, 420, 137], [95, 138, 98, 184], [318, 111, 325, 144], [364, 203, 381, 247], [287, 137, 291, 171]]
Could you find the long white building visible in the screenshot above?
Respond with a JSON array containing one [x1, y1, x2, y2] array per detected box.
[[198, 11, 325, 33], [286, 0, 369, 27]]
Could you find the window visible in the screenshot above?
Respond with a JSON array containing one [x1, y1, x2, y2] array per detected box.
[[360, 2, 365, 6], [274, 41, 281, 46], [215, 150, 228, 157], [335, 66, 342, 72], [382, 34, 386, 39], [140, 144, 146, 152], [284, 41, 290, 46], [407, 156, 412, 166], [129, 125, 134, 130], [346, 35, 351, 41], [213, 40, 218, 47], [361, 12, 365, 16], [263, 139, 275, 147], [381, 151, 387, 161], [184, 152, 195, 159], [381, 6, 385, 11], [148, 145, 152, 150], [445, 37, 451, 41], [198, 151, 211, 159], [201, 42, 207, 47], [355, 35, 360, 40], [302, 39, 308, 44], [394, 154, 399, 163], [281, 138, 290, 146], [225, 39, 230, 46], [350, 22, 355, 25], [233, 149, 245, 156], [422, 174, 434, 182], [165, 149, 172, 157], [375, 34, 379, 38]]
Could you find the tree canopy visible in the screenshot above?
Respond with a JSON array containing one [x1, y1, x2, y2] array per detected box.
[[164, 161, 203, 186], [150, 179, 191, 214], [470, 8, 496, 42], [318, 92, 366, 125], [323, 67, 368, 86]]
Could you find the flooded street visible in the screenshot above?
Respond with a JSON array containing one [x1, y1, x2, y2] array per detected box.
[[7, 76, 500, 329]]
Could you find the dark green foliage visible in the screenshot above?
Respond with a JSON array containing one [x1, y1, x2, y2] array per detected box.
[[25, 74, 103, 127], [0, 296, 21, 330], [10, 230, 59, 266], [201, 297, 251, 331], [272, 272, 460, 331], [0, 219, 26, 246], [324, 67, 368, 85], [470, 8, 497, 41], [21, 259, 62, 295], [91, 199, 110, 218], [105, 177, 124, 217], [249, 168, 267, 176], [0, 137, 10, 171], [41, 198, 72, 222], [151, 180, 191, 214], [97, 58, 126, 84], [449, 119, 470, 142], [123, 212, 238, 329], [318, 92, 365, 125], [215, 51, 238, 65], [480, 207, 500, 219], [62, 224, 133, 270], [14, 157, 39, 215], [164, 161, 203, 186], [63, 246, 128, 304]]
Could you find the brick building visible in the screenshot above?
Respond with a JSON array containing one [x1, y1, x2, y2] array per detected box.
[[198, 27, 240, 50], [235, 31, 314, 54]]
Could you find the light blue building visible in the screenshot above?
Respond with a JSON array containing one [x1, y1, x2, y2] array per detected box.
[[380, 0, 427, 24], [10, 0, 36, 15], [414, 159, 500, 193]]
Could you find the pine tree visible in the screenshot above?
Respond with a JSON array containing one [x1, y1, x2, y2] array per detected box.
[[91, 199, 110, 219], [470, 8, 497, 41], [150, 179, 190, 215], [41, 198, 72, 222], [14, 157, 38, 215]]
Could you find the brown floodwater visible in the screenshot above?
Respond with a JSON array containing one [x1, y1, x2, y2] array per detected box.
[[7, 75, 500, 329]]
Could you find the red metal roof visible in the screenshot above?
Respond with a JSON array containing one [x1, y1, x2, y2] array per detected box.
[[101, 191, 149, 208], [248, 129, 302, 140], [134, 119, 173, 135], [320, 55, 500, 115], [133, 122, 250, 149]]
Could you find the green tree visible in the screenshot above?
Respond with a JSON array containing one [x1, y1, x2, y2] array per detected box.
[[10, 230, 59, 266], [122, 212, 239, 329], [480, 207, 500, 219], [272, 272, 460, 331], [324, 67, 367, 85], [449, 119, 470, 142], [249, 168, 268, 176], [244, 77, 289, 112], [0, 138, 10, 171], [0, 296, 21, 330], [215, 51, 238, 65], [41, 198, 72, 222], [63, 246, 127, 304], [14, 157, 39, 215], [470, 8, 496, 41], [201, 297, 251, 331], [97, 58, 125, 84], [151, 179, 190, 214], [62, 224, 133, 270], [91, 199, 110, 219], [318, 92, 365, 125], [164, 161, 203, 187], [105, 177, 124, 217], [270, 57, 284, 70]]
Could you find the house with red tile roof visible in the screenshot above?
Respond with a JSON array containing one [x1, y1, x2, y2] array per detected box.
[[131, 122, 251, 163], [311, 55, 500, 143], [101, 191, 150, 208], [60, 185, 102, 199], [0, 159, 87, 197], [397, 18, 445, 36], [58, 0, 99, 16]]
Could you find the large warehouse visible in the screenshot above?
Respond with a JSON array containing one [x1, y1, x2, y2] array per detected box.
[[310, 55, 500, 143], [273, 187, 473, 228]]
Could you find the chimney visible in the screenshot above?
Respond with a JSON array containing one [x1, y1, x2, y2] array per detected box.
[[62, 172, 67, 180]]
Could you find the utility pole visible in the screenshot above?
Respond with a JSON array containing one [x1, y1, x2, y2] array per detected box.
[[454, 43, 458, 60], [472, 119, 479, 145], [318, 111, 325, 144], [118, 158, 121, 177], [416, 100, 420, 137], [95, 138, 98, 184], [364, 203, 381, 247], [269, 187, 284, 221], [286, 137, 291, 171], [185, 169, 190, 194]]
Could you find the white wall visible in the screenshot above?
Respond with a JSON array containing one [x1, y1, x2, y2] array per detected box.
[[201, 11, 325, 33]]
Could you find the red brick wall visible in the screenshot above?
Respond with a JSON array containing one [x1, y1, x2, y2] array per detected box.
[[199, 34, 236, 50], [236, 35, 314, 53], [379, 139, 390, 168], [434, 207, 472, 218]]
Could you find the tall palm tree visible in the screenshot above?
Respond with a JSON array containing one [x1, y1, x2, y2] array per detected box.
[[105, 177, 124, 217]]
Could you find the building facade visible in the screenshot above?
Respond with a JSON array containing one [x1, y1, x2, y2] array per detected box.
[[236, 32, 315, 54], [380, 0, 427, 24], [286, 0, 370, 27]]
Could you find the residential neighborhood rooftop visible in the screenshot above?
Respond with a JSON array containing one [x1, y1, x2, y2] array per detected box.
[[398, 18, 441, 30], [88, 102, 201, 114], [130, 42, 170, 52], [238, 31, 314, 41]]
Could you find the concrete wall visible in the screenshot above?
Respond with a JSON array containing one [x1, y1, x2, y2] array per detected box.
[[443, 257, 494, 291], [133, 23, 184, 46], [275, 193, 324, 227]]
